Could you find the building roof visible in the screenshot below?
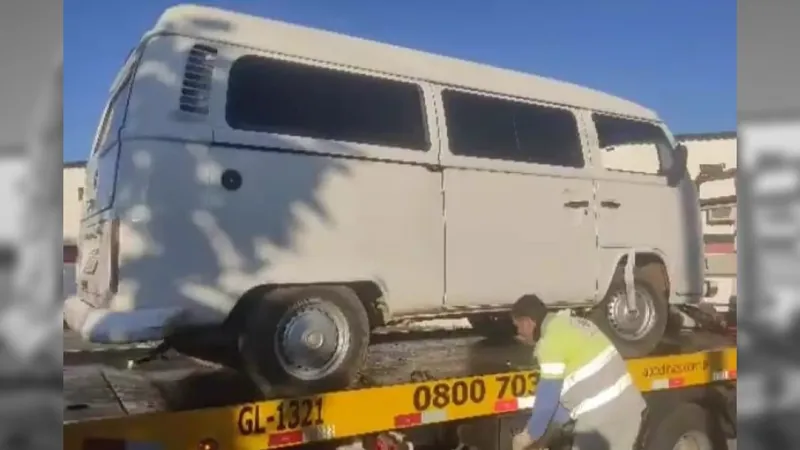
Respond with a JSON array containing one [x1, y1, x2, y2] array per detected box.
[[675, 131, 736, 142], [63, 160, 86, 168]]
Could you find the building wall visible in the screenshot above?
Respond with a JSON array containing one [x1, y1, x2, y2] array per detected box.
[[683, 135, 737, 198], [681, 133, 737, 254]]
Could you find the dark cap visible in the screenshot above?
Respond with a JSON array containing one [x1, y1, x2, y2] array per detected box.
[[510, 294, 548, 324]]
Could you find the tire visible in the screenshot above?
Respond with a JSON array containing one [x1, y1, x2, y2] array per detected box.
[[468, 314, 516, 341], [590, 264, 669, 358], [641, 403, 726, 450], [239, 285, 370, 392]]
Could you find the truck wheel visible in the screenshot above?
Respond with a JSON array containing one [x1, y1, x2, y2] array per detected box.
[[590, 265, 668, 358], [641, 403, 725, 450], [468, 315, 516, 341], [240, 285, 370, 392]]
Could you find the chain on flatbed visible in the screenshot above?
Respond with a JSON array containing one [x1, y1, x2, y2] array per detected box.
[[63, 330, 736, 450]]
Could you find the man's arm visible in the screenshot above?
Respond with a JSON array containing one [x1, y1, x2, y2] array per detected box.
[[525, 362, 566, 441], [553, 403, 572, 425]]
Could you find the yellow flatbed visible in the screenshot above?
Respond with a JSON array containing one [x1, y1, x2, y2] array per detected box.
[[64, 329, 736, 450]]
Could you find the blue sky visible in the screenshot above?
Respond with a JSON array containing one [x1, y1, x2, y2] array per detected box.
[[64, 0, 735, 163]]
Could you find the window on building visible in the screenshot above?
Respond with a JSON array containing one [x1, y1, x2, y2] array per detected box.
[[226, 55, 429, 151], [63, 245, 78, 264], [77, 187, 84, 201], [593, 114, 673, 175], [706, 205, 736, 226], [442, 89, 584, 167]]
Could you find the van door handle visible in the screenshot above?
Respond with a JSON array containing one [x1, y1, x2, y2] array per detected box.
[[601, 200, 621, 209], [422, 163, 442, 173], [563, 200, 590, 208]]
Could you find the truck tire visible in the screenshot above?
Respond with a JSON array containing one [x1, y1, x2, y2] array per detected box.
[[240, 285, 370, 392], [590, 265, 668, 358], [641, 403, 726, 450]]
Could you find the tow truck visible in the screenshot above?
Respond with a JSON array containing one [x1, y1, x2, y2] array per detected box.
[[64, 305, 735, 450]]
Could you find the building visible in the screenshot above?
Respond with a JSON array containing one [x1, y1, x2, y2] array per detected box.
[[676, 131, 737, 310], [63, 160, 86, 300], [63, 161, 86, 265]]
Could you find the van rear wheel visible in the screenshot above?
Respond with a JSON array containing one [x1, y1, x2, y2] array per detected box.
[[239, 285, 370, 392], [590, 266, 668, 358]]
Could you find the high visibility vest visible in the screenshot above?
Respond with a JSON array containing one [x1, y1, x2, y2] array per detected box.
[[535, 310, 643, 419]]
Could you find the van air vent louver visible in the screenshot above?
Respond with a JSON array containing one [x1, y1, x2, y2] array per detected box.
[[179, 44, 218, 115]]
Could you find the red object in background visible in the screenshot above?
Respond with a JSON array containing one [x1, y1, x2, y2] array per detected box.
[[705, 242, 735, 254]]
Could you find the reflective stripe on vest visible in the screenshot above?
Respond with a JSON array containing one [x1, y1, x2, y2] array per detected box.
[[541, 363, 567, 377], [562, 344, 618, 394], [570, 373, 633, 419]]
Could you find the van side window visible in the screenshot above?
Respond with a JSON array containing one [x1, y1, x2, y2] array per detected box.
[[442, 89, 584, 168], [592, 114, 673, 175], [226, 55, 429, 151]]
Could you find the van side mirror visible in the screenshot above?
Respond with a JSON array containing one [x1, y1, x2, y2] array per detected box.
[[666, 143, 688, 186], [674, 143, 688, 170]]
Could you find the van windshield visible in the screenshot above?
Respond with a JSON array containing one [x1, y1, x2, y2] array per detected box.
[[593, 113, 677, 175]]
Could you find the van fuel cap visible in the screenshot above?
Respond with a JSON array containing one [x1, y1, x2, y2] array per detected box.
[[221, 169, 242, 191]]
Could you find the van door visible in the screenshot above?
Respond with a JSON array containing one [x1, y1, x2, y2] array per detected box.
[[438, 88, 598, 307], [586, 112, 704, 302]]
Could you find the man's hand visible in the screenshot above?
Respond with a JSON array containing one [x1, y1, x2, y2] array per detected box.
[[512, 431, 542, 450]]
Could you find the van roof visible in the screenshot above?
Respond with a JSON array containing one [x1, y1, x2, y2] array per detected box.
[[150, 4, 659, 120]]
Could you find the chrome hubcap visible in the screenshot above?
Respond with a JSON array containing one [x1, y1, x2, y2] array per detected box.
[[274, 300, 351, 381], [607, 286, 656, 341]]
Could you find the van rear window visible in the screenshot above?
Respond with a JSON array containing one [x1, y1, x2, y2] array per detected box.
[[226, 55, 429, 151]]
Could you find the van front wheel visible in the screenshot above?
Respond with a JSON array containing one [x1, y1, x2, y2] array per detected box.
[[240, 285, 370, 392], [589, 267, 668, 358]]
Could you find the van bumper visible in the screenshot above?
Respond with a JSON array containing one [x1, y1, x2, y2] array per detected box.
[[63, 295, 184, 344]]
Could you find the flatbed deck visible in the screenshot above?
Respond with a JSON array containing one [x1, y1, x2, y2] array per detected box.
[[64, 329, 736, 450]]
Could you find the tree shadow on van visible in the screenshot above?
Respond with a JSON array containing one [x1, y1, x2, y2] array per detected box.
[[78, 10, 449, 393], [83, 16, 358, 346]]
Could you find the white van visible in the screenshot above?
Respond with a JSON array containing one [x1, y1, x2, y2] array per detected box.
[[64, 4, 705, 389]]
